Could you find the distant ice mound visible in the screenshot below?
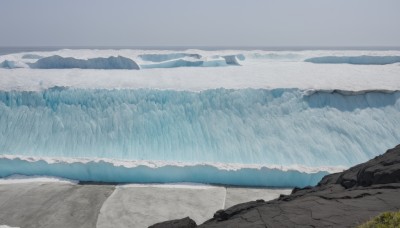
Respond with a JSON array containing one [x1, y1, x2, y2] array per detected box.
[[305, 55, 400, 65], [0, 52, 244, 69], [30, 55, 140, 70], [141, 58, 227, 69], [0, 60, 28, 69], [248, 53, 301, 60], [139, 53, 202, 62], [222, 55, 242, 65], [21, 54, 43, 59], [140, 54, 243, 69]]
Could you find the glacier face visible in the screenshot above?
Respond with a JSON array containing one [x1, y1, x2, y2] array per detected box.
[[1, 48, 400, 186], [0, 156, 329, 187], [0, 88, 399, 168]]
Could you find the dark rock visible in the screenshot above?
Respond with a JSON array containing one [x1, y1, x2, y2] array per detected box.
[[210, 200, 266, 222], [199, 145, 400, 227], [151, 145, 400, 228], [213, 210, 228, 221], [333, 145, 400, 188], [291, 185, 312, 194], [149, 217, 197, 228]]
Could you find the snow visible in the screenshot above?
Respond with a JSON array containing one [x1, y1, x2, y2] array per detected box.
[[97, 184, 226, 227], [0, 62, 399, 92], [0, 174, 77, 185], [119, 183, 216, 189], [96, 184, 290, 227], [1, 50, 400, 91]]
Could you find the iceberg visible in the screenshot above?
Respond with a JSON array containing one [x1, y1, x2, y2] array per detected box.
[[222, 55, 242, 65], [140, 54, 243, 68], [140, 58, 229, 69], [0, 60, 28, 69], [21, 54, 43, 59], [30, 55, 140, 70], [139, 53, 202, 62], [305, 55, 400, 65], [2, 49, 400, 70]]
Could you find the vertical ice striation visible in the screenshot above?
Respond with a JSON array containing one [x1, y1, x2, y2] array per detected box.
[[0, 88, 399, 168]]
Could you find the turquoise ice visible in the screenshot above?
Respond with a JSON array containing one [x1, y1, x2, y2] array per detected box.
[[0, 88, 399, 167]]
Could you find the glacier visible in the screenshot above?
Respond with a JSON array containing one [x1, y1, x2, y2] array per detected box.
[[0, 88, 399, 186], [0, 49, 400, 187]]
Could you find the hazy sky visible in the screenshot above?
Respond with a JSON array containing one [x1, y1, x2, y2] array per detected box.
[[1, 0, 399, 47]]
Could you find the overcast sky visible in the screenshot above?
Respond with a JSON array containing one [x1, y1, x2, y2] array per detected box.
[[1, 0, 399, 47]]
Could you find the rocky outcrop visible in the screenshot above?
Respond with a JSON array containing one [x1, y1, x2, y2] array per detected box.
[[149, 217, 197, 228], [152, 145, 400, 228]]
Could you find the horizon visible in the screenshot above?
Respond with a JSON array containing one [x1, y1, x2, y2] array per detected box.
[[2, 45, 400, 56], [1, 0, 400, 47]]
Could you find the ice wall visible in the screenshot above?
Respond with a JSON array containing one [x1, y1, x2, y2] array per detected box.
[[138, 53, 202, 62], [0, 88, 399, 168], [305, 55, 400, 65], [0, 156, 329, 187], [140, 58, 228, 69], [21, 54, 43, 59]]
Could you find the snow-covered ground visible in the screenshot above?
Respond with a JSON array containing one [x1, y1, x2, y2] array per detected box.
[[0, 177, 290, 228], [0, 49, 399, 92]]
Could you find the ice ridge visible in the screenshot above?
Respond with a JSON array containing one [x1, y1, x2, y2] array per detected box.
[[139, 53, 202, 62], [305, 55, 400, 65], [0, 155, 332, 187], [30, 55, 140, 70]]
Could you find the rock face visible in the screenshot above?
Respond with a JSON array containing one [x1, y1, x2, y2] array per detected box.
[[149, 217, 197, 228], [152, 145, 400, 228]]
